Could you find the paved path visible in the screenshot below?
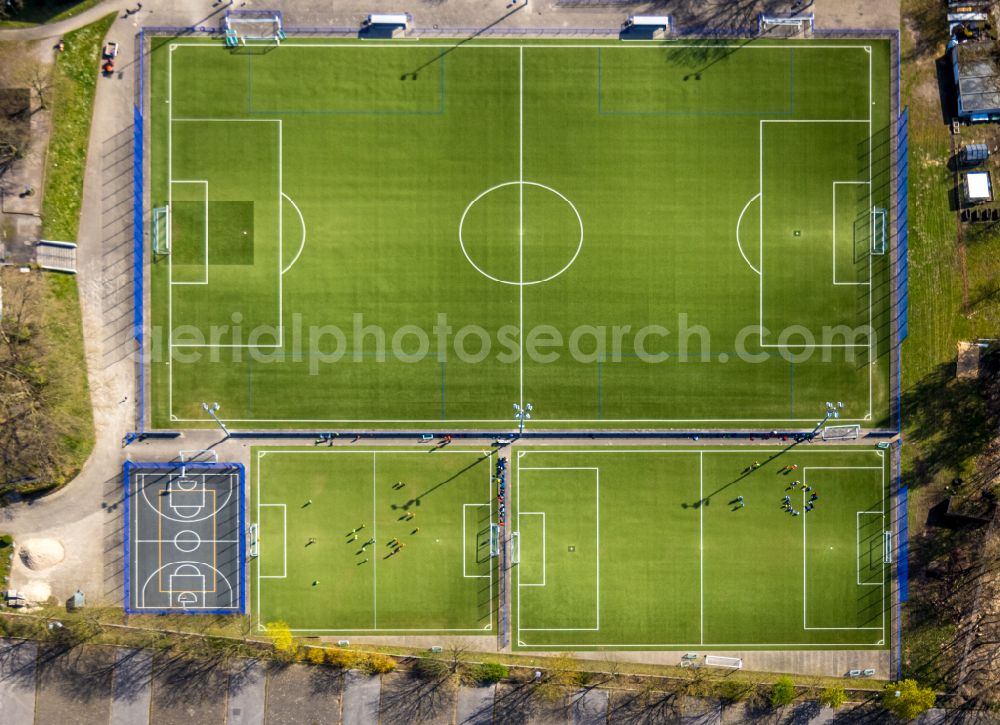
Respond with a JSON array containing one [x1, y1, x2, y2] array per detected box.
[[341, 669, 381, 725], [226, 659, 266, 725], [0, 639, 37, 724], [111, 648, 152, 725]]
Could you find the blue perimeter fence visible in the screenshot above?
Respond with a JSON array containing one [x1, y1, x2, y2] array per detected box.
[[122, 460, 247, 615]]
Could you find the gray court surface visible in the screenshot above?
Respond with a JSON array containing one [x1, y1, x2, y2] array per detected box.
[[126, 463, 244, 613]]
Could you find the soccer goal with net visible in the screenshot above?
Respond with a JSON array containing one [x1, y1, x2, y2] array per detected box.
[[705, 655, 743, 669], [490, 523, 500, 557], [758, 13, 814, 37], [872, 207, 888, 255], [152, 205, 169, 256], [223, 10, 286, 47], [821, 424, 862, 441], [511, 531, 520, 564]]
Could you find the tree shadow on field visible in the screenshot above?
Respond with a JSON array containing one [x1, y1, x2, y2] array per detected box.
[[400, 3, 525, 79], [900, 354, 999, 487]]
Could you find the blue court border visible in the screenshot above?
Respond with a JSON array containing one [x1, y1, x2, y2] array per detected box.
[[123, 460, 247, 615]]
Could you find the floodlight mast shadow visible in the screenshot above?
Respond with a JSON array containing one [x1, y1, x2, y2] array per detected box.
[[514, 402, 533, 436], [201, 401, 229, 438], [810, 401, 844, 437]]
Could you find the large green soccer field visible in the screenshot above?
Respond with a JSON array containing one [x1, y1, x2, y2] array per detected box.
[[250, 445, 889, 649], [148, 38, 894, 429]]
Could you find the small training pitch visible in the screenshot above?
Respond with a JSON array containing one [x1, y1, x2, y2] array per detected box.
[[147, 37, 894, 430], [251, 448, 497, 634], [251, 445, 888, 649], [124, 461, 246, 613]]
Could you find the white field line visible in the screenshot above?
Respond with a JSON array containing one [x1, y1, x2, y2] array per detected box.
[[372, 453, 377, 628], [166, 118, 284, 358], [280, 192, 307, 275], [699, 451, 704, 645], [256, 449, 490, 632], [512, 451, 886, 647], [736, 193, 761, 275], [518, 46, 524, 410], [857, 510, 886, 586], [758, 118, 875, 350], [515, 466, 600, 632], [170, 415, 875, 424], [170, 42, 876, 50], [517, 512, 546, 586], [800, 466, 884, 631], [169, 180, 209, 285], [463, 503, 492, 578], [832, 181, 872, 286]]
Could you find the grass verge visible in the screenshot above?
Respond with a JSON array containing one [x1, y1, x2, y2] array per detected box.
[[0, 0, 104, 28]]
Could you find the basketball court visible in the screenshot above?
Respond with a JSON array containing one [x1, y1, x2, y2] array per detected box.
[[124, 458, 246, 613]]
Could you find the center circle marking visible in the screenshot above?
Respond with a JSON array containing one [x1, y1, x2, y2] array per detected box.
[[458, 181, 584, 286], [173, 529, 202, 553]]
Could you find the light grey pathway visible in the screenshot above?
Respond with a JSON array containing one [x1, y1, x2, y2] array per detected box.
[[456, 684, 496, 725], [0, 639, 37, 725], [571, 687, 607, 725], [111, 647, 152, 725], [226, 660, 266, 725], [341, 669, 381, 725]]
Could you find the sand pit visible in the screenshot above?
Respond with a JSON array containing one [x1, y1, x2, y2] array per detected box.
[[19, 538, 65, 571], [21, 580, 52, 603]]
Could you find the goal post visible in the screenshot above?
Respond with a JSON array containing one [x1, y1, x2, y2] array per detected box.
[[490, 523, 500, 557], [152, 205, 169, 255], [758, 13, 814, 37], [223, 10, 286, 47], [821, 424, 862, 441], [705, 655, 743, 669], [511, 531, 520, 564], [872, 207, 888, 255], [249, 523, 259, 558]]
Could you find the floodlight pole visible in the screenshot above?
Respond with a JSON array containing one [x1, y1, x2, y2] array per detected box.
[[514, 402, 533, 436], [201, 402, 229, 438], [810, 401, 844, 438]]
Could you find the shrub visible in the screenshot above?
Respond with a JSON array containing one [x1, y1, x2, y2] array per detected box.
[[306, 647, 326, 665], [361, 653, 396, 674], [882, 680, 936, 721], [819, 685, 847, 709], [414, 657, 451, 679], [770, 677, 797, 707], [325, 648, 359, 669], [470, 662, 509, 684]]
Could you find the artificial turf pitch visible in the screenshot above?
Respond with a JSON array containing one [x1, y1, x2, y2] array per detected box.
[[252, 446, 888, 649], [148, 38, 894, 430]]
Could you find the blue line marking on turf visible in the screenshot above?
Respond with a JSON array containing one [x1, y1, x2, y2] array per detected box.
[[597, 46, 795, 117], [247, 53, 446, 116]]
